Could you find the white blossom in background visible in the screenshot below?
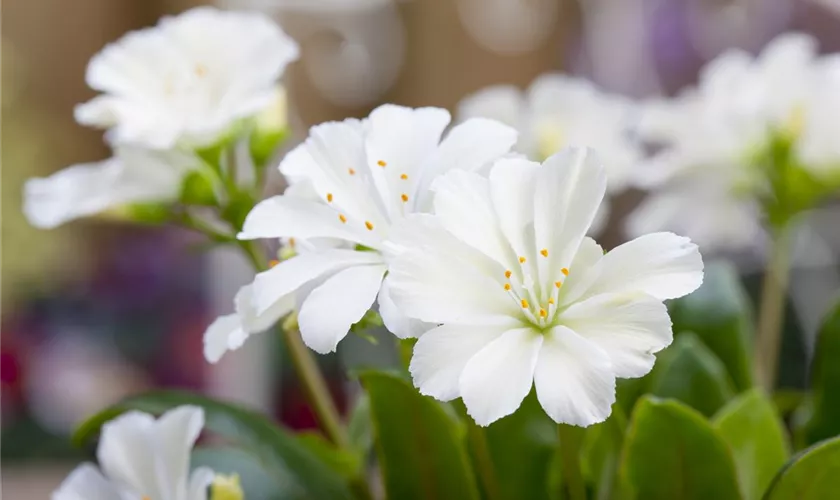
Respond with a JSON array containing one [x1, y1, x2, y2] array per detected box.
[[459, 74, 642, 234], [630, 33, 840, 251], [386, 148, 704, 426], [75, 7, 299, 149], [52, 406, 214, 500], [23, 147, 200, 229], [203, 105, 518, 361]]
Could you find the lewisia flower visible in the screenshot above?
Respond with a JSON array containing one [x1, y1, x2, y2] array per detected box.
[[52, 406, 215, 500], [386, 148, 704, 426], [23, 146, 200, 229], [203, 105, 518, 361], [459, 74, 642, 234], [75, 7, 299, 149], [630, 33, 840, 251]]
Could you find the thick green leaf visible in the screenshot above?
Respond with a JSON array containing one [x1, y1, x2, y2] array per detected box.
[[764, 436, 840, 499], [713, 389, 790, 500], [582, 406, 630, 500], [669, 261, 754, 391], [361, 371, 479, 500], [804, 295, 840, 445], [484, 390, 557, 500], [297, 431, 362, 480], [620, 397, 741, 500], [74, 391, 355, 500], [649, 333, 736, 417]]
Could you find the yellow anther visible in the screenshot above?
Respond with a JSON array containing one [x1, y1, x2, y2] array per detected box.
[[561, 268, 569, 276], [504, 270, 512, 279], [539, 308, 547, 318], [377, 160, 387, 167], [548, 297, 555, 304], [348, 168, 356, 175], [289, 237, 296, 247], [401, 193, 409, 203], [365, 221, 374, 231], [519, 256, 527, 264], [195, 64, 207, 77], [400, 173, 408, 180], [269, 259, 280, 268], [521, 299, 529, 309], [504, 283, 511, 291], [540, 248, 549, 257], [326, 193, 333, 202], [554, 281, 562, 289], [339, 214, 347, 223]]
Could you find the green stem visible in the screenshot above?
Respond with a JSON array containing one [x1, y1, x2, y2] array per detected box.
[[558, 424, 586, 500], [466, 418, 501, 500], [755, 228, 791, 391]]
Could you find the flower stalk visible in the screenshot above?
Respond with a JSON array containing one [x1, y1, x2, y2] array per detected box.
[[755, 227, 791, 391]]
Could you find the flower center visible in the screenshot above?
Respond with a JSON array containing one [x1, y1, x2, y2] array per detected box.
[[536, 122, 565, 161], [502, 250, 569, 330]]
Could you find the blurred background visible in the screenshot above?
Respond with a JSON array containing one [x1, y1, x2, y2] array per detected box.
[[4, 0, 840, 497]]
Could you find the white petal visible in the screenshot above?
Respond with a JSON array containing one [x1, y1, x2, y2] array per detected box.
[[460, 328, 543, 426], [585, 232, 704, 301], [203, 314, 248, 363], [457, 85, 524, 128], [188, 467, 215, 500], [247, 250, 383, 322], [235, 283, 295, 335], [410, 324, 507, 402], [561, 292, 672, 378], [378, 276, 435, 339], [297, 264, 387, 354], [51, 464, 121, 500], [413, 117, 518, 211], [238, 195, 382, 249], [557, 236, 604, 307], [97, 411, 161, 498], [153, 405, 205, 497], [534, 326, 616, 426], [488, 157, 539, 258], [432, 169, 516, 268]]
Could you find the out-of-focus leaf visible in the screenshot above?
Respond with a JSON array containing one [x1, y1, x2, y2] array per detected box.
[[73, 391, 355, 500], [669, 261, 754, 391], [347, 393, 372, 457], [713, 389, 790, 500], [484, 390, 557, 500], [620, 397, 741, 500], [649, 333, 736, 417], [764, 436, 840, 500], [804, 296, 840, 445], [192, 446, 289, 500], [297, 431, 362, 480], [615, 377, 648, 419], [772, 389, 807, 418], [360, 371, 479, 500], [582, 406, 630, 500]]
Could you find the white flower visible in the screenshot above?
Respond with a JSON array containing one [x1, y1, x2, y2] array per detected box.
[[630, 33, 839, 251], [459, 74, 642, 234], [75, 7, 299, 149], [203, 105, 518, 360], [23, 146, 199, 229], [52, 406, 214, 500], [385, 148, 704, 426]]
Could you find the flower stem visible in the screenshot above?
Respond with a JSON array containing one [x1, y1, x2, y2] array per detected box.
[[466, 418, 501, 500], [755, 228, 791, 391], [557, 424, 586, 500]]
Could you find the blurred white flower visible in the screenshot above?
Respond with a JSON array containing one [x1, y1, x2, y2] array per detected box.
[[52, 406, 215, 500], [75, 7, 299, 149], [459, 74, 642, 234], [386, 148, 704, 426], [631, 33, 840, 251], [203, 105, 517, 359], [23, 146, 199, 229]]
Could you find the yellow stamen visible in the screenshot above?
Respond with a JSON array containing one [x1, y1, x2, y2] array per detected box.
[[348, 168, 356, 175], [504, 270, 512, 279], [269, 259, 279, 268], [540, 248, 549, 257], [561, 268, 569, 276], [289, 237, 296, 247], [326, 193, 333, 202], [401, 193, 409, 203], [195, 64, 207, 77], [521, 299, 529, 309], [365, 221, 374, 230], [548, 297, 555, 304], [519, 256, 527, 264], [539, 308, 547, 318], [555, 281, 562, 289], [400, 173, 408, 180], [377, 160, 387, 167], [504, 283, 511, 291], [339, 214, 347, 223]]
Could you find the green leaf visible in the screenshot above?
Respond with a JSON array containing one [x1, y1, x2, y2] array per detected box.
[[649, 333, 736, 417], [804, 295, 840, 445], [360, 371, 479, 500], [347, 393, 373, 458], [180, 170, 218, 206], [74, 391, 355, 500], [713, 389, 790, 500], [582, 406, 631, 500], [297, 431, 362, 480], [764, 436, 840, 500], [620, 397, 742, 500], [669, 261, 754, 391], [250, 128, 289, 169]]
